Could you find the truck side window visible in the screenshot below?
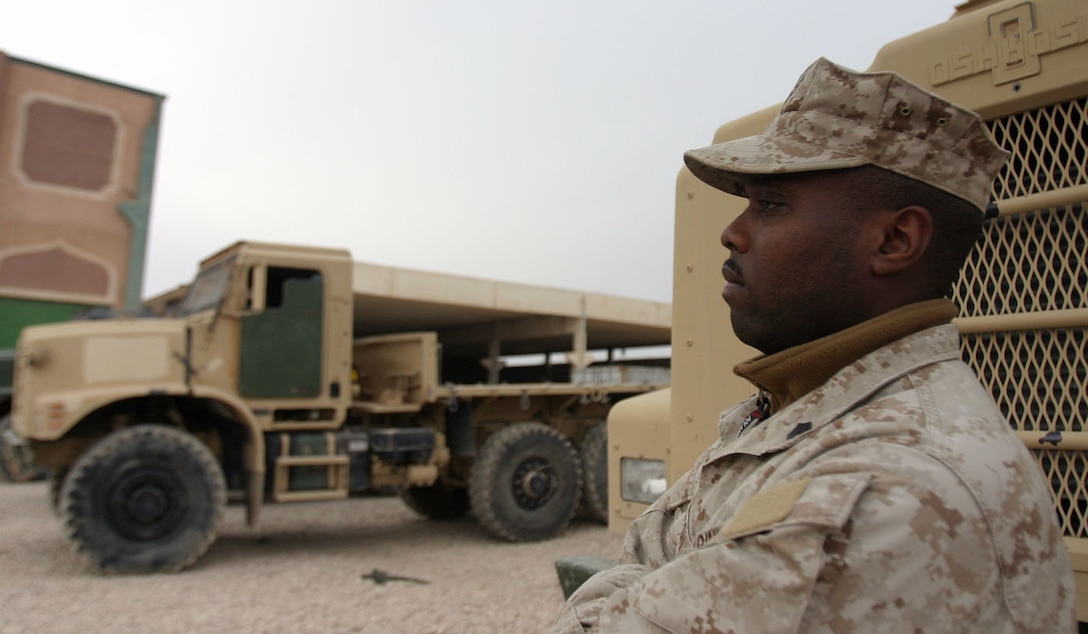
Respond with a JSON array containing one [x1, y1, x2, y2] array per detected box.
[[266, 267, 321, 308]]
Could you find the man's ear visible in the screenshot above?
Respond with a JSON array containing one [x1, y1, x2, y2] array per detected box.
[[871, 206, 933, 276]]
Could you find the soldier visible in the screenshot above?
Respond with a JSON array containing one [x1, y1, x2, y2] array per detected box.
[[553, 58, 1075, 633]]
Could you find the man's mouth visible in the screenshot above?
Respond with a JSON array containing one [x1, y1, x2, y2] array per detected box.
[[722, 260, 743, 285]]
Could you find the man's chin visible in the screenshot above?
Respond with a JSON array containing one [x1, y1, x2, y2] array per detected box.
[[729, 316, 763, 351]]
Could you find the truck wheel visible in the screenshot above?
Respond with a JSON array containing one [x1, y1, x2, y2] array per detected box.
[[60, 424, 226, 573], [0, 415, 45, 482], [579, 422, 609, 525], [469, 422, 582, 542], [400, 483, 470, 520]]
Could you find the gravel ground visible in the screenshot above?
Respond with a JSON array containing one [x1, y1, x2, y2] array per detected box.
[[0, 481, 623, 633]]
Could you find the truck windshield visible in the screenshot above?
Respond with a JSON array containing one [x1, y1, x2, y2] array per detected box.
[[178, 258, 234, 316]]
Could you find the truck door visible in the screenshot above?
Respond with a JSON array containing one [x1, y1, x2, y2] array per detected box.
[[239, 266, 324, 398]]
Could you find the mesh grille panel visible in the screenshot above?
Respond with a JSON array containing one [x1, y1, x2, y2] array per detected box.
[[952, 97, 1088, 539], [988, 96, 1088, 199], [954, 205, 1088, 316], [1033, 449, 1088, 539], [961, 329, 1088, 433]]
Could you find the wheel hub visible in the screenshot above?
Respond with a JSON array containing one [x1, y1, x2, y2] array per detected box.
[[106, 467, 186, 541], [126, 485, 169, 524], [513, 457, 556, 509]]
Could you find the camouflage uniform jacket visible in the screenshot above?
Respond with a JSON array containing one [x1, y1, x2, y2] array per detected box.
[[554, 323, 1075, 633]]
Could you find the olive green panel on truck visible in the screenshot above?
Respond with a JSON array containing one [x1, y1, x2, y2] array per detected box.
[[239, 273, 323, 399], [0, 297, 89, 400]]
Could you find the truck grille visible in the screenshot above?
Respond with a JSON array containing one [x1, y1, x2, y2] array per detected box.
[[954, 96, 1088, 538], [989, 96, 1088, 199]]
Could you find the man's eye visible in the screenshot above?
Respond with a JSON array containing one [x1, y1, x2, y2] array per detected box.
[[756, 199, 783, 212]]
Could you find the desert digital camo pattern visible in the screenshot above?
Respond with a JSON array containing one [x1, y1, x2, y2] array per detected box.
[[683, 58, 1010, 211], [554, 319, 1075, 633]]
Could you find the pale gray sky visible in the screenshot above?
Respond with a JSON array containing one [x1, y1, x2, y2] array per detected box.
[[1, 1, 959, 303]]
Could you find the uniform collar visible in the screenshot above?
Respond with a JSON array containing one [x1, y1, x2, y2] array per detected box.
[[733, 299, 959, 412], [713, 305, 963, 458]]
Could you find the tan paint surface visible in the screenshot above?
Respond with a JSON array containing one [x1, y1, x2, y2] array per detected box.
[[83, 334, 170, 383]]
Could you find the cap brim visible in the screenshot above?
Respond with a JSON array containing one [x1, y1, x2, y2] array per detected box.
[[683, 134, 869, 197]]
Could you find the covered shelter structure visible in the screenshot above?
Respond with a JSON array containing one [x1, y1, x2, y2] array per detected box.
[[349, 261, 671, 385]]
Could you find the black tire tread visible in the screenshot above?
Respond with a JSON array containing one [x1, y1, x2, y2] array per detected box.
[[469, 422, 582, 542], [60, 424, 226, 573], [579, 422, 609, 525]]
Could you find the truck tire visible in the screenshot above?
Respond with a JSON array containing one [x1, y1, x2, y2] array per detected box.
[[60, 424, 226, 573], [0, 415, 45, 482], [400, 483, 470, 520], [579, 422, 609, 525], [469, 422, 582, 542]]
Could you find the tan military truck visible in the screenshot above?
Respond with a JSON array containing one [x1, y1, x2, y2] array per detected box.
[[11, 240, 670, 573], [605, 0, 1088, 620]]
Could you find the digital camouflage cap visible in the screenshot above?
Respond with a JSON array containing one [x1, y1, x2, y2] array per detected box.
[[683, 57, 1010, 211]]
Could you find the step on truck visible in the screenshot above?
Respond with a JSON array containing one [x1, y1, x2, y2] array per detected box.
[[10, 241, 670, 573]]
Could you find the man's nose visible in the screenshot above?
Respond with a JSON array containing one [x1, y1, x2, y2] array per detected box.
[[721, 215, 746, 252]]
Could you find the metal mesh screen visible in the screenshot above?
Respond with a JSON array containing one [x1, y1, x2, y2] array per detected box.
[[953, 96, 1088, 538], [962, 328, 1088, 433], [988, 96, 1088, 199], [956, 205, 1088, 316], [1039, 450, 1088, 539]]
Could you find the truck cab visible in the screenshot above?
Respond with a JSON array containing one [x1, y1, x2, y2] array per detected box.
[[14, 240, 355, 480], [10, 242, 368, 571]]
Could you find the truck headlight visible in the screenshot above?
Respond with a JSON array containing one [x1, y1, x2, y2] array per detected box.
[[620, 458, 667, 504]]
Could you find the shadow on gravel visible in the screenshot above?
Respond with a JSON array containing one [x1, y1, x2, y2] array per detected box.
[[196, 498, 608, 572]]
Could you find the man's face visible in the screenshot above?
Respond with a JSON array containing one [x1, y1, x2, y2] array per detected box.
[[720, 171, 874, 355]]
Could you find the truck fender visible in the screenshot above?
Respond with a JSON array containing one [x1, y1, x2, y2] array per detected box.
[[187, 385, 266, 526]]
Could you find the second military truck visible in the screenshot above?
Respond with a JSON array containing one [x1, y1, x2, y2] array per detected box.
[[11, 241, 670, 573]]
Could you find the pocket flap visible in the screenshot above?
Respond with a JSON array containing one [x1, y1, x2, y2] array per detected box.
[[720, 473, 872, 541]]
